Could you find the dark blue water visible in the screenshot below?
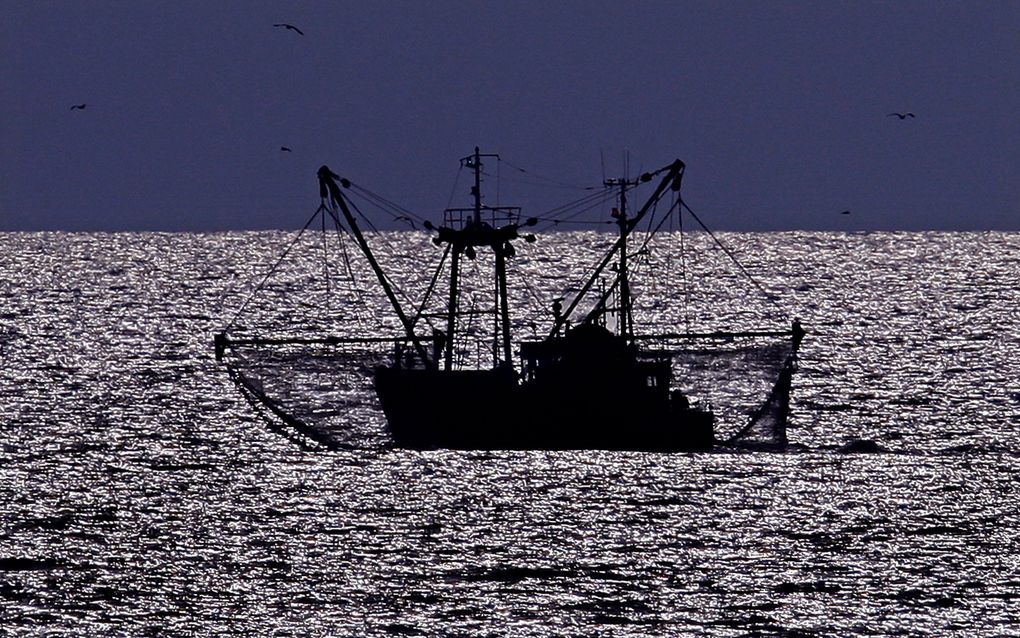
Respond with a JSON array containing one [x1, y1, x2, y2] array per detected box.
[[1, 231, 1018, 636]]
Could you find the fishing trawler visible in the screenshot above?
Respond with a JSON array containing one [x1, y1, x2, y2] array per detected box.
[[215, 149, 803, 451]]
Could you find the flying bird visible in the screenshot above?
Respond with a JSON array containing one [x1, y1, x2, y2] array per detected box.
[[70, 103, 86, 110], [280, 146, 292, 152], [274, 23, 304, 35], [394, 216, 417, 230], [887, 112, 915, 119], [840, 210, 851, 215]]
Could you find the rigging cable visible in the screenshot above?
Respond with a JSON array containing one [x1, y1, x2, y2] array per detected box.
[[410, 244, 451, 329], [498, 157, 598, 191], [501, 245, 555, 340], [320, 209, 332, 316], [459, 263, 482, 368], [632, 196, 682, 260], [332, 185, 445, 328], [623, 193, 683, 305], [533, 187, 614, 219], [677, 193, 692, 333], [223, 206, 322, 332], [347, 183, 429, 226], [512, 258, 548, 316], [326, 209, 372, 326], [644, 195, 659, 237], [343, 194, 440, 326], [680, 197, 784, 311], [531, 188, 617, 232], [445, 164, 464, 212]]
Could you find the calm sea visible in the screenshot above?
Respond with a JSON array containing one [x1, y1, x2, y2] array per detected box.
[[1, 231, 1018, 636]]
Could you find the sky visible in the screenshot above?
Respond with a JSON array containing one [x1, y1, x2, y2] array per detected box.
[[2, 1, 1018, 232]]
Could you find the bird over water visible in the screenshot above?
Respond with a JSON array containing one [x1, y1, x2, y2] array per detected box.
[[887, 112, 915, 119], [70, 104, 86, 110]]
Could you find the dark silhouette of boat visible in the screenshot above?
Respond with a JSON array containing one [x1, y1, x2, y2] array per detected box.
[[376, 320, 716, 450], [216, 149, 803, 451]]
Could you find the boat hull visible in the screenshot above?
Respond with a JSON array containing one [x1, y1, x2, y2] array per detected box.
[[375, 366, 715, 451]]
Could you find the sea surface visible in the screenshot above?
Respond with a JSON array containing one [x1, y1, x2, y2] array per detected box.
[[1, 230, 1018, 636]]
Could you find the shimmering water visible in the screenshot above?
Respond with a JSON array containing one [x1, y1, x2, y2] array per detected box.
[[1, 231, 1018, 636]]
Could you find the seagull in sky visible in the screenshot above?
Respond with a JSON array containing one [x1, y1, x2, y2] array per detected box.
[[887, 112, 915, 120], [70, 103, 86, 110], [840, 210, 851, 215], [280, 146, 292, 152], [273, 23, 304, 35]]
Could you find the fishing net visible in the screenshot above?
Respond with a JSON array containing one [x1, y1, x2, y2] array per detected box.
[[215, 195, 446, 449], [643, 333, 799, 447], [223, 340, 394, 450]]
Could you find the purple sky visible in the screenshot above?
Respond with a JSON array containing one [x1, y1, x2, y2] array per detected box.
[[2, 1, 1018, 232]]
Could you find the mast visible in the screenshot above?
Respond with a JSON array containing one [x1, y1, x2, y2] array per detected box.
[[445, 247, 460, 371], [550, 159, 685, 338], [472, 146, 482, 225], [428, 149, 533, 371], [495, 245, 512, 365], [606, 177, 634, 340]]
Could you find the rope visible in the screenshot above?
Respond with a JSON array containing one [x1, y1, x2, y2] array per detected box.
[[498, 157, 598, 191], [533, 187, 613, 218], [445, 164, 464, 211], [343, 195, 429, 316], [326, 208, 371, 326], [680, 197, 783, 310], [677, 194, 692, 333], [320, 210, 332, 315], [223, 207, 322, 331], [411, 244, 450, 329], [334, 190, 443, 333], [514, 260, 547, 313], [531, 188, 616, 231], [633, 197, 682, 259], [347, 183, 429, 226]]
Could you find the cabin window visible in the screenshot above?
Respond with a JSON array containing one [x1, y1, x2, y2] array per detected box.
[[647, 376, 657, 387]]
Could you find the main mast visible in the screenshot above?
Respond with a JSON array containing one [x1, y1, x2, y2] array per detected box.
[[429, 149, 533, 372], [604, 176, 638, 341]]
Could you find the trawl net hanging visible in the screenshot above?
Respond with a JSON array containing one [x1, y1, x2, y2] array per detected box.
[[214, 197, 444, 450], [649, 328, 801, 446], [223, 340, 393, 450]]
